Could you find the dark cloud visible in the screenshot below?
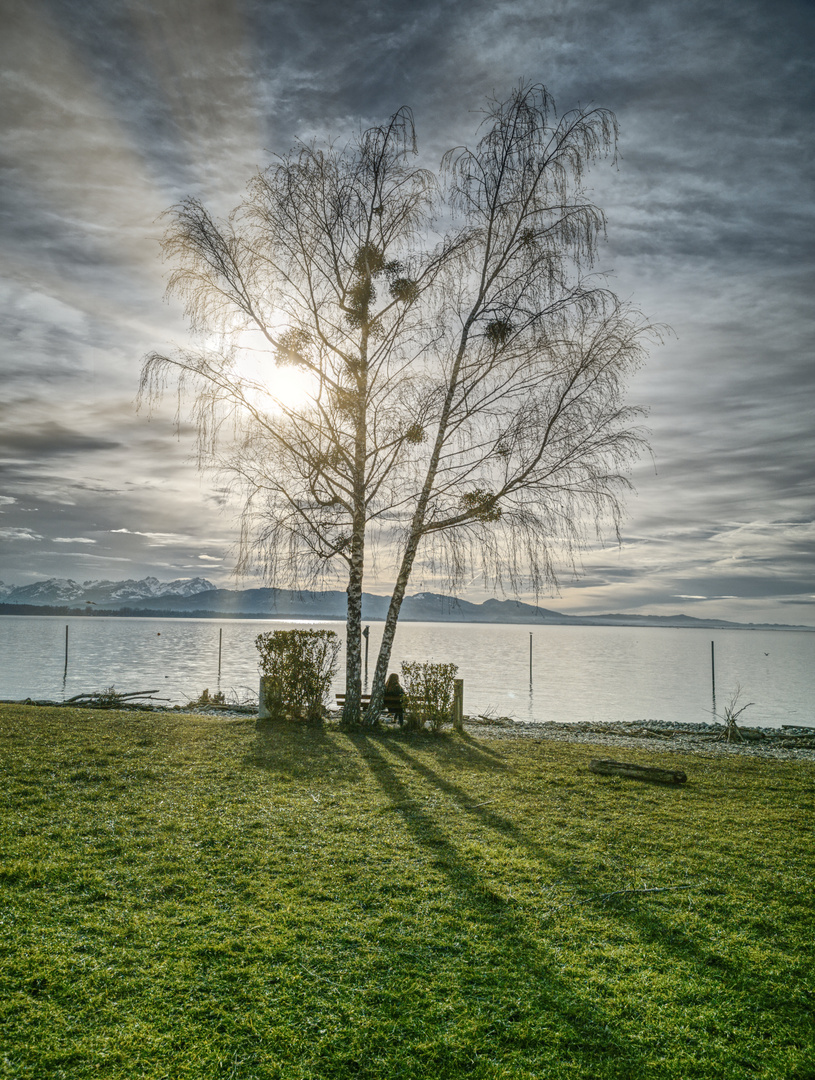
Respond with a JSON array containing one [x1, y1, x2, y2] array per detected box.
[[671, 575, 815, 600], [0, 421, 120, 457], [0, 0, 812, 621]]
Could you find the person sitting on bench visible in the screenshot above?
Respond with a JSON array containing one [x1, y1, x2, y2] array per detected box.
[[383, 672, 404, 725]]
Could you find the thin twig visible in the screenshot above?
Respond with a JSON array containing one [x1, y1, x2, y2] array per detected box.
[[299, 965, 361, 992], [596, 884, 698, 900], [545, 883, 700, 915]]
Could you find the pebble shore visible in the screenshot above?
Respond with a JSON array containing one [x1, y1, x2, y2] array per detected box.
[[200, 708, 815, 760], [462, 716, 815, 761]]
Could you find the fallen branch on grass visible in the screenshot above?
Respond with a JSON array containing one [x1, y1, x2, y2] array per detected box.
[[589, 759, 688, 784], [65, 689, 166, 708], [66, 689, 161, 702]]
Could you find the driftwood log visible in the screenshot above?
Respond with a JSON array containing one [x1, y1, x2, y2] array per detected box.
[[589, 759, 687, 785]]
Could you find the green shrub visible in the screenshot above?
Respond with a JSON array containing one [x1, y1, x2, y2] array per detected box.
[[255, 629, 341, 722], [400, 661, 458, 731]]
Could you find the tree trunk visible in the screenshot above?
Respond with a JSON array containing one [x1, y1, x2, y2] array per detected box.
[[368, 322, 477, 721], [589, 759, 688, 785], [342, 319, 369, 728], [367, 539, 420, 720], [342, 530, 364, 726]]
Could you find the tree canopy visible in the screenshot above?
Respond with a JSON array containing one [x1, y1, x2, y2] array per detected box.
[[141, 83, 658, 725]]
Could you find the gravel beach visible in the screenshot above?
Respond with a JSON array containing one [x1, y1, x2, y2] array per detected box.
[[462, 716, 815, 761]]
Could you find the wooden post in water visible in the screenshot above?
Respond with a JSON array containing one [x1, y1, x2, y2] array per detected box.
[[452, 679, 464, 732], [218, 628, 223, 680], [711, 640, 716, 717], [529, 633, 533, 687], [63, 625, 69, 680], [362, 625, 370, 688]]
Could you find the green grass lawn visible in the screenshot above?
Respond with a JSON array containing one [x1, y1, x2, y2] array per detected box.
[[1, 705, 813, 1080]]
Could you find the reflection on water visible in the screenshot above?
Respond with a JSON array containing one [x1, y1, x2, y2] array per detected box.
[[0, 615, 812, 728]]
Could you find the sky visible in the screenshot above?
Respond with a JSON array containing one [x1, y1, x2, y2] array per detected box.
[[1, 0, 813, 624]]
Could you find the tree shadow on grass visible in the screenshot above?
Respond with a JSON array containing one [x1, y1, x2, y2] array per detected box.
[[245, 721, 508, 788], [245, 719, 365, 783], [246, 720, 794, 1025], [348, 733, 654, 1076], [370, 736, 778, 1001], [370, 725, 509, 767]]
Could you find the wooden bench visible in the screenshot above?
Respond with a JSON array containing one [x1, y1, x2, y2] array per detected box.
[[335, 692, 403, 721], [338, 678, 464, 730]]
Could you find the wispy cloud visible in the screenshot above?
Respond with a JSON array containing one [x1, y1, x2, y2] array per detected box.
[[110, 528, 190, 545], [0, 527, 43, 542], [47, 553, 132, 562]]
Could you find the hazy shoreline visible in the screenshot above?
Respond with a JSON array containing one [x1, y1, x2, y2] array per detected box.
[[1, 606, 813, 633]]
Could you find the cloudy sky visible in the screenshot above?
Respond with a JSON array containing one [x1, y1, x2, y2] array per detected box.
[[1, 0, 813, 623]]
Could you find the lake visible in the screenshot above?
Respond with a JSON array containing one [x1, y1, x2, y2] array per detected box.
[[0, 615, 812, 728]]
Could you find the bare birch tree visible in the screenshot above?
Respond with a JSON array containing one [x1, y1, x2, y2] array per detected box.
[[364, 86, 660, 717], [141, 83, 657, 726]]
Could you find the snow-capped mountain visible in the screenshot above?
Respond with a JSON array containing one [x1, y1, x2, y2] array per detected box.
[[0, 578, 87, 603], [91, 577, 217, 602], [0, 576, 216, 606]]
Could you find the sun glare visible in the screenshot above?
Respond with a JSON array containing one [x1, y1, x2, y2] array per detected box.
[[215, 324, 316, 415]]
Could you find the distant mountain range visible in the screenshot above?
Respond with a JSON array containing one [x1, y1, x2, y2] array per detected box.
[[0, 576, 811, 631], [0, 576, 215, 606]]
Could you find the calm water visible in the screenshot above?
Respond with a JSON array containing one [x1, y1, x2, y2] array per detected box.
[[1, 615, 813, 728]]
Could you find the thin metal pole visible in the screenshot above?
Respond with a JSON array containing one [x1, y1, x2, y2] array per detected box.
[[529, 633, 533, 687], [63, 625, 69, 680], [218, 628, 222, 680], [711, 640, 716, 716]]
